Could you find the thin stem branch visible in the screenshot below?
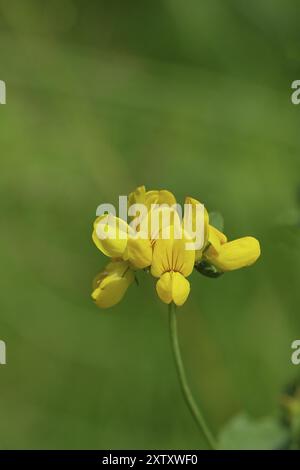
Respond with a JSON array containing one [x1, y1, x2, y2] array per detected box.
[[168, 303, 217, 450]]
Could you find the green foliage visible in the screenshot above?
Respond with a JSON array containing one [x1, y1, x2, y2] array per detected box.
[[219, 414, 289, 450]]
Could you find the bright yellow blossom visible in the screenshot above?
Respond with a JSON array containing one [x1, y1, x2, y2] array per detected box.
[[205, 226, 260, 272], [91, 261, 134, 308], [91, 185, 261, 309]]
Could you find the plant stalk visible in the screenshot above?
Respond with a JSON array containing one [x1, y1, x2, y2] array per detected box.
[[168, 303, 217, 450]]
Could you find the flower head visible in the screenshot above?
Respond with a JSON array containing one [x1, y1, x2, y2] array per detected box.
[[91, 186, 261, 309]]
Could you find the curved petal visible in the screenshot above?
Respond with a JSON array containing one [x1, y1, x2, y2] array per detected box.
[[124, 236, 152, 269], [207, 225, 227, 255], [156, 272, 173, 304], [184, 197, 209, 242], [151, 234, 195, 277], [174, 236, 195, 277], [151, 238, 170, 277], [92, 214, 128, 258], [128, 187, 177, 242], [156, 271, 190, 306], [92, 260, 131, 289], [172, 272, 190, 306], [128, 186, 176, 211], [92, 277, 130, 308], [205, 236, 261, 271], [128, 185, 146, 206], [92, 261, 134, 308], [145, 189, 176, 207]]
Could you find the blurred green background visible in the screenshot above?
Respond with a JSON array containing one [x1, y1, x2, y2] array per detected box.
[[1, 0, 300, 449]]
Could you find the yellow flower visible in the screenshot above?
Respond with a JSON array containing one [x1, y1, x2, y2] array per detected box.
[[91, 261, 134, 308], [91, 185, 261, 309], [92, 214, 152, 269], [151, 228, 195, 306], [128, 185, 176, 210], [205, 226, 260, 272]]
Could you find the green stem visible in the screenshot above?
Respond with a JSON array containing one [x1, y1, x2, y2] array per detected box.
[[168, 303, 217, 450]]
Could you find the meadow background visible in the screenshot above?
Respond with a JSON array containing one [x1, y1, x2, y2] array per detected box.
[[0, 0, 300, 449]]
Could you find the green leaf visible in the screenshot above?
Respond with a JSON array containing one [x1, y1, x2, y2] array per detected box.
[[218, 413, 289, 450], [209, 211, 224, 232]]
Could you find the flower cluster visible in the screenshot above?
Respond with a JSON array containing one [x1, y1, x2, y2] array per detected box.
[[91, 186, 261, 308]]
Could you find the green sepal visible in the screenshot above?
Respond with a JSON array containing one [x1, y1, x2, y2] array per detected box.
[[195, 260, 224, 278]]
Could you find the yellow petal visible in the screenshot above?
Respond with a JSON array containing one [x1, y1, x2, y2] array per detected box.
[[151, 235, 195, 278], [149, 206, 182, 242], [175, 236, 195, 276], [145, 189, 176, 207], [156, 272, 190, 306], [92, 261, 134, 308], [128, 185, 146, 206], [92, 214, 128, 258], [205, 236, 261, 271], [172, 272, 191, 306], [92, 260, 130, 289], [128, 187, 177, 241], [128, 186, 176, 211], [184, 197, 209, 262], [156, 272, 173, 304], [184, 196, 209, 239], [124, 236, 152, 269], [207, 225, 227, 255], [150, 238, 167, 277], [92, 277, 129, 308]]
